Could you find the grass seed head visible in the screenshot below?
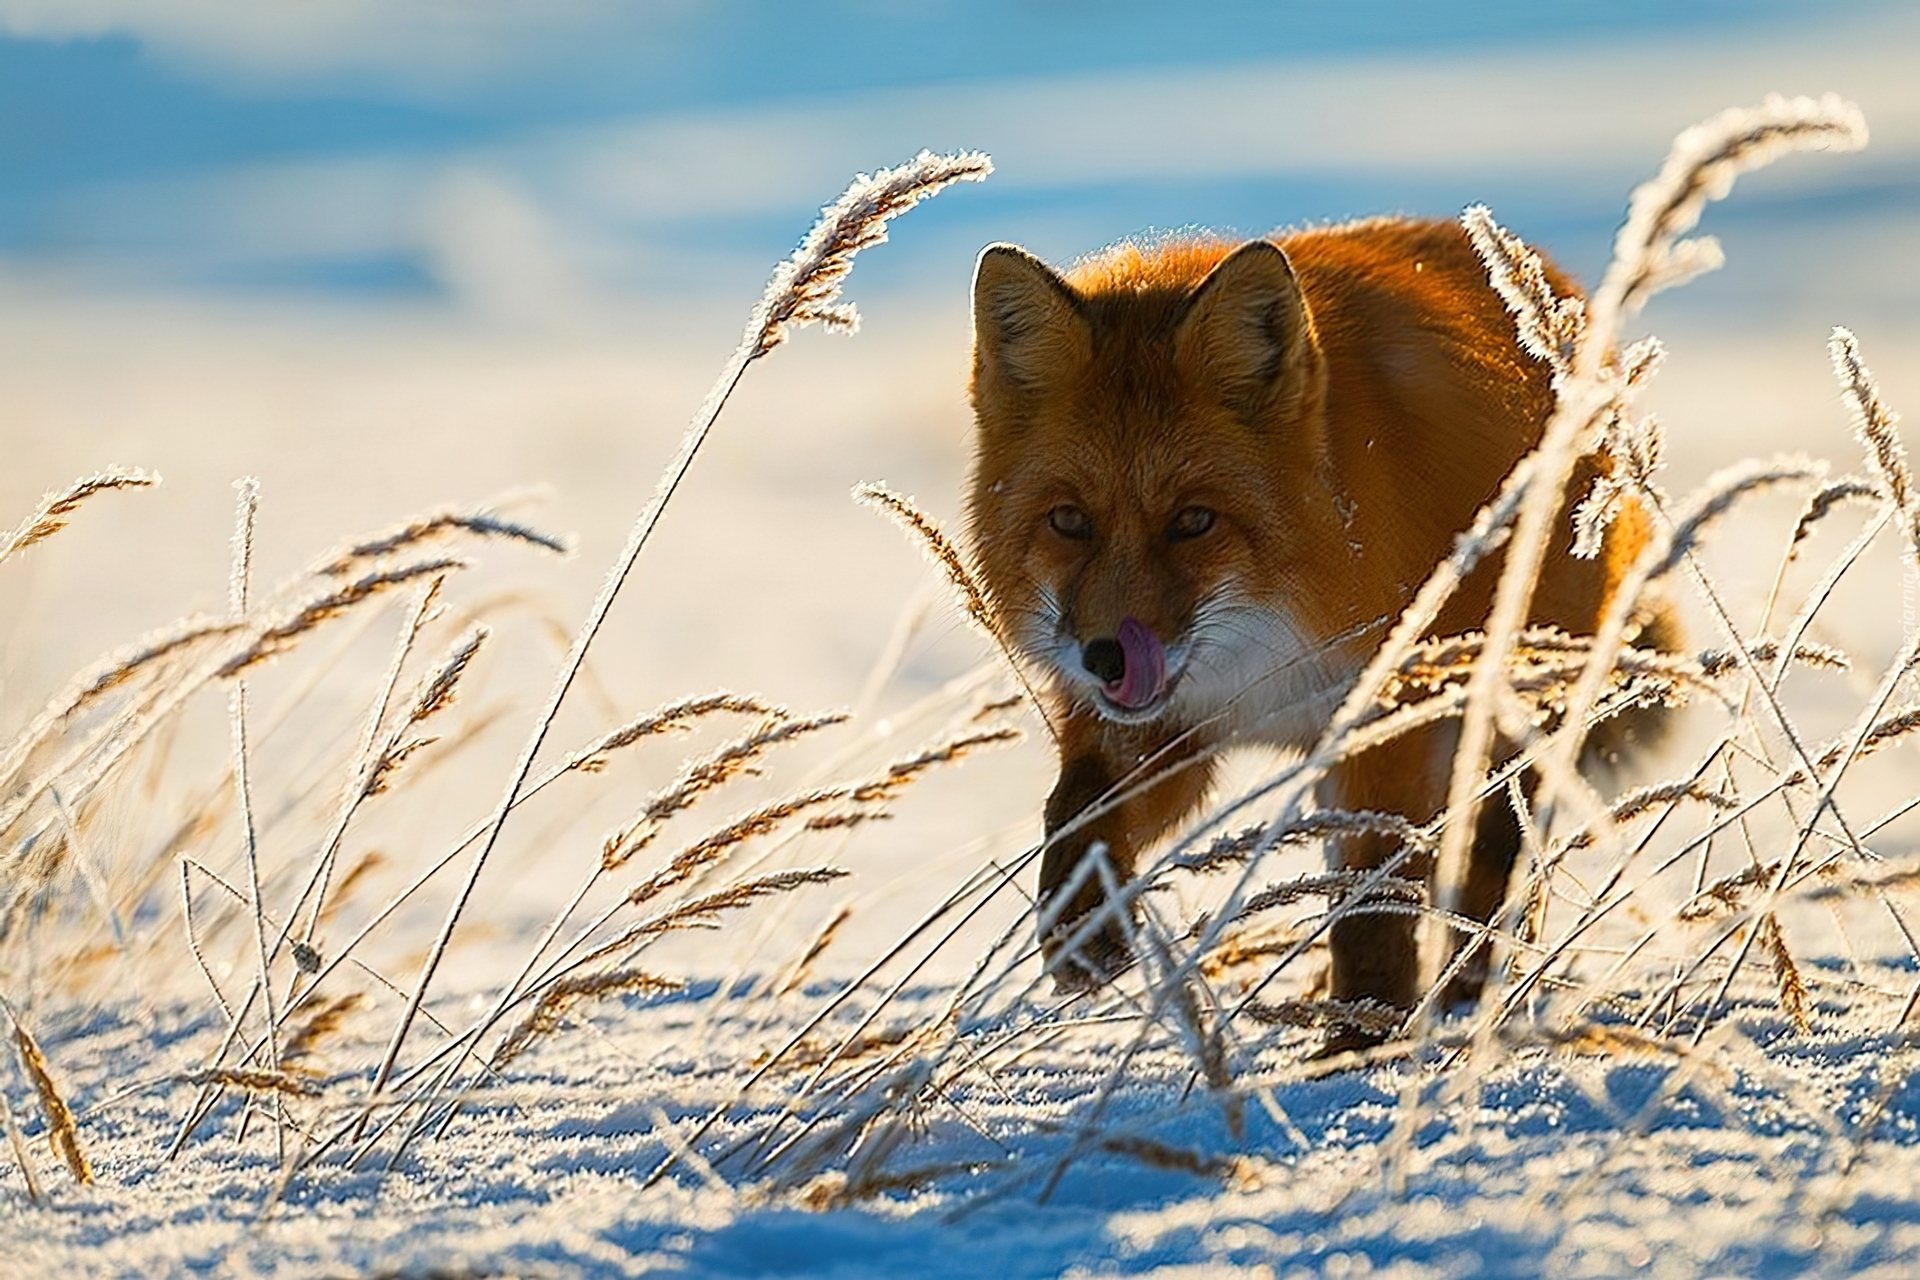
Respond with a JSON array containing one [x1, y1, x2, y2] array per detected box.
[[572, 692, 787, 773], [492, 969, 684, 1069], [751, 150, 992, 357], [602, 713, 848, 870], [183, 1068, 323, 1098], [0, 467, 159, 566], [3, 1001, 91, 1185], [309, 508, 571, 577], [1606, 94, 1866, 319], [217, 559, 467, 679], [853, 483, 998, 638]]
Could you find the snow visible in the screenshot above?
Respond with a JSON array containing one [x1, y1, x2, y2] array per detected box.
[[12, 971, 1920, 1278]]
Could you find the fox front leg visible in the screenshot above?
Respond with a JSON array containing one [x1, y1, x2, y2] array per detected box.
[[1037, 718, 1215, 990], [1317, 721, 1527, 1048]]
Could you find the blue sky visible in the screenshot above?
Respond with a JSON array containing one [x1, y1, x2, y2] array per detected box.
[[1, 1, 1915, 321]]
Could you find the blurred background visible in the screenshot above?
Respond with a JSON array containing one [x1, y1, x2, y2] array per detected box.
[[2, 2, 1918, 949]]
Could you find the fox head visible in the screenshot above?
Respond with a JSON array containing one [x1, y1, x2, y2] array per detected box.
[[966, 237, 1354, 732]]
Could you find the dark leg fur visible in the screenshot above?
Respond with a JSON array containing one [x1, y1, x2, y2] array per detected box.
[[1441, 786, 1526, 1008], [1038, 720, 1214, 992], [1320, 726, 1534, 1052], [1039, 753, 1132, 989]]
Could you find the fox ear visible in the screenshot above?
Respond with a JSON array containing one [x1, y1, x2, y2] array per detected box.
[[1176, 240, 1313, 418], [972, 244, 1088, 391]]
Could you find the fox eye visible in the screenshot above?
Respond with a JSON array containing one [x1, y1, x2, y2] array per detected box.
[[1047, 504, 1093, 540], [1169, 506, 1216, 540]]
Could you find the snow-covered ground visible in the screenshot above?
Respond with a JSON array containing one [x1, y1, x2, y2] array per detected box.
[[13, 965, 1920, 1278]]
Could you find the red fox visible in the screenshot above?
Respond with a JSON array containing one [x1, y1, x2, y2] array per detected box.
[[965, 218, 1664, 1030]]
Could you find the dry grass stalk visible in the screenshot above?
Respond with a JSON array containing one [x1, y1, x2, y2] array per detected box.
[[1618, 335, 1667, 389], [1680, 854, 1838, 922], [1460, 203, 1585, 384], [1, 557, 472, 932], [1792, 476, 1885, 549], [1610, 779, 1737, 823], [2, 999, 91, 1184], [757, 1058, 933, 1194], [1754, 706, 1920, 790], [282, 993, 367, 1070], [1831, 708, 1920, 766], [847, 728, 1021, 804], [1241, 997, 1405, 1037], [359, 739, 435, 800], [853, 485, 1057, 734], [1431, 204, 1614, 951], [775, 905, 854, 998], [273, 574, 439, 986], [1, 1089, 43, 1203], [403, 625, 490, 726], [361, 626, 490, 798], [48, 784, 123, 945], [38, 616, 241, 729], [750, 150, 992, 355], [1831, 328, 1919, 551], [215, 558, 468, 679], [1575, 410, 1668, 561], [852, 483, 996, 636], [794, 1160, 1002, 1211], [1598, 94, 1866, 330], [0, 466, 159, 565], [1808, 864, 1920, 903], [316, 851, 388, 929], [225, 477, 286, 1158], [1198, 924, 1306, 979], [229, 477, 259, 617], [629, 868, 851, 940], [367, 695, 934, 1158], [309, 508, 570, 576], [355, 157, 999, 1128], [1560, 781, 1738, 852], [433, 166, 1008, 1153], [1173, 808, 1428, 875], [182, 1068, 323, 1098], [1698, 638, 1849, 677], [570, 692, 787, 773], [625, 785, 859, 907], [1757, 914, 1814, 1034], [602, 713, 849, 870], [759, 1023, 915, 1075], [1541, 1022, 1684, 1059], [0, 617, 241, 843], [363, 154, 1004, 1141], [180, 859, 233, 1018], [492, 970, 683, 1069], [1377, 626, 1710, 716], [803, 811, 886, 833], [16, 165, 1001, 1157], [1651, 455, 1828, 577], [4, 516, 520, 845], [1234, 870, 1426, 923], [1156, 945, 1236, 1123], [1098, 1133, 1261, 1186]]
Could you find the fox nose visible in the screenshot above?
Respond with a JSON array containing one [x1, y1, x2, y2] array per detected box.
[[1082, 637, 1126, 685]]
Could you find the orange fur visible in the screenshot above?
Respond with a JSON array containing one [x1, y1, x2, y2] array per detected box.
[[966, 218, 1661, 1016]]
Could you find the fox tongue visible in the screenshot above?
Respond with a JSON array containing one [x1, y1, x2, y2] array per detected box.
[[1108, 617, 1168, 709]]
